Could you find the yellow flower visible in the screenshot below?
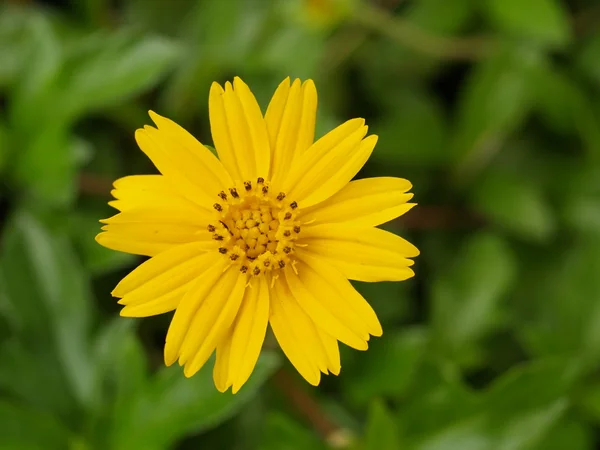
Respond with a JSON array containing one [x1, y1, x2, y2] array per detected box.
[[96, 77, 419, 393]]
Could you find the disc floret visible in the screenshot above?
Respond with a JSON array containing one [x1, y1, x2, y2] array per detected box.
[[209, 178, 301, 275]]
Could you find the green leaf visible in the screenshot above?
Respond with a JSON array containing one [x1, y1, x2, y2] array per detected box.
[[71, 206, 136, 275], [518, 235, 600, 363], [91, 319, 147, 411], [0, 400, 71, 450], [342, 327, 426, 405], [471, 170, 555, 241], [60, 33, 181, 119], [372, 87, 448, 167], [431, 232, 516, 357], [364, 400, 401, 450], [12, 128, 77, 206], [451, 45, 540, 180], [481, 358, 574, 449], [483, 0, 570, 48], [0, 339, 78, 420], [261, 412, 326, 450], [531, 419, 592, 450], [0, 6, 33, 89], [409, 359, 574, 450], [576, 33, 600, 90], [9, 12, 63, 131], [110, 352, 280, 450], [0, 212, 94, 410], [407, 0, 475, 35]]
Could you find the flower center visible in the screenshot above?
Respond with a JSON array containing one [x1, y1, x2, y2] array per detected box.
[[208, 178, 300, 276]]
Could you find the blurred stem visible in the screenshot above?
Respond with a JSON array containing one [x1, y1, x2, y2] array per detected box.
[[573, 5, 600, 37], [397, 205, 485, 229], [273, 367, 353, 448], [79, 173, 112, 197], [353, 2, 493, 61]]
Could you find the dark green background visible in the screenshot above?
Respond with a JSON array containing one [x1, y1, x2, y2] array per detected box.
[[1, 0, 600, 448]]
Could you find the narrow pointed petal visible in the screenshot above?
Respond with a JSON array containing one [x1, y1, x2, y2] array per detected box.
[[229, 276, 270, 393], [181, 271, 247, 377], [284, 266, 368, 350], [134, 123, 226, 207], [116, 251, 217, 306], [232, 77, 271, 177], [316, 328, 341, 375], [112, 242, 217, 298], [283, 119, 376, 207], [209, 82, 244, 182], [301, 177, 415, 227], [213, 335, 234, 393], [163, 260, 228, 366], [96, 220, 212, 257], [109, 175, 205, 215], [295, 252, 383, 337], [149, 111, 233, 189], [269, 280, 321, 385], [266, 78, 318, 187], [299, 224, 419, 282]]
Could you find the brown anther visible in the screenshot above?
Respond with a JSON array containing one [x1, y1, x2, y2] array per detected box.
[[284, 212, 292, 220], [230, 254, 239, 260], [213, 203, 223, 212], [283, 246, 291, 254], [218, 247, 227, 254], [253, 267, 261, 275], [257, 177, 265, 184], [262, 185, 269, 194], [277, 192, 286, 201], [218, 191, 227, 200], [207, 224, 216, 232], [229, 188, 239, 198], [278, 260, 286, 268], [293, 226, 301, 233], [283, 230, 291, 237], [290, 201, 298, 209], [240, 266, 248, 273], [244, 181, 252, 191], [264, 260, 271, 267], [213, 234, 224, 241]]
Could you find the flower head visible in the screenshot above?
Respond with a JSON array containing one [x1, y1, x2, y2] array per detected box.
[[96, 77, 419, 393]]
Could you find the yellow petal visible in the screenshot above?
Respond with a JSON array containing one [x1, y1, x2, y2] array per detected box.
[[220, 81, 258, 180], [296, 252, 383, 337], [94, 233, 171, 257], [269, 279, 322, 385], [299, 224, 418, 282], [164, 259, 229, 366], [181, 270, 247, 377], [301, 177, 415, 227], [213, 334, 234, 393], [284, 119, 376, 207], [117, 251, 217, 307], [266, 78, 318, 187], [209, 82, 243, 182], [232, 77, 271, 177], [149, 111, 233, 189], [97, 220, 209, 257], [316, 328, 341, 376], [120, 283, 187, 317], [284, 266, 368, 350], [229, 276, 270, 394], [134, 124, 223, 207], [112, 242, 217, 298]]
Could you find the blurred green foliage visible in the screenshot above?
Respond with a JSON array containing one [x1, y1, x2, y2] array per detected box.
[[1, 0, 600, 448]]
